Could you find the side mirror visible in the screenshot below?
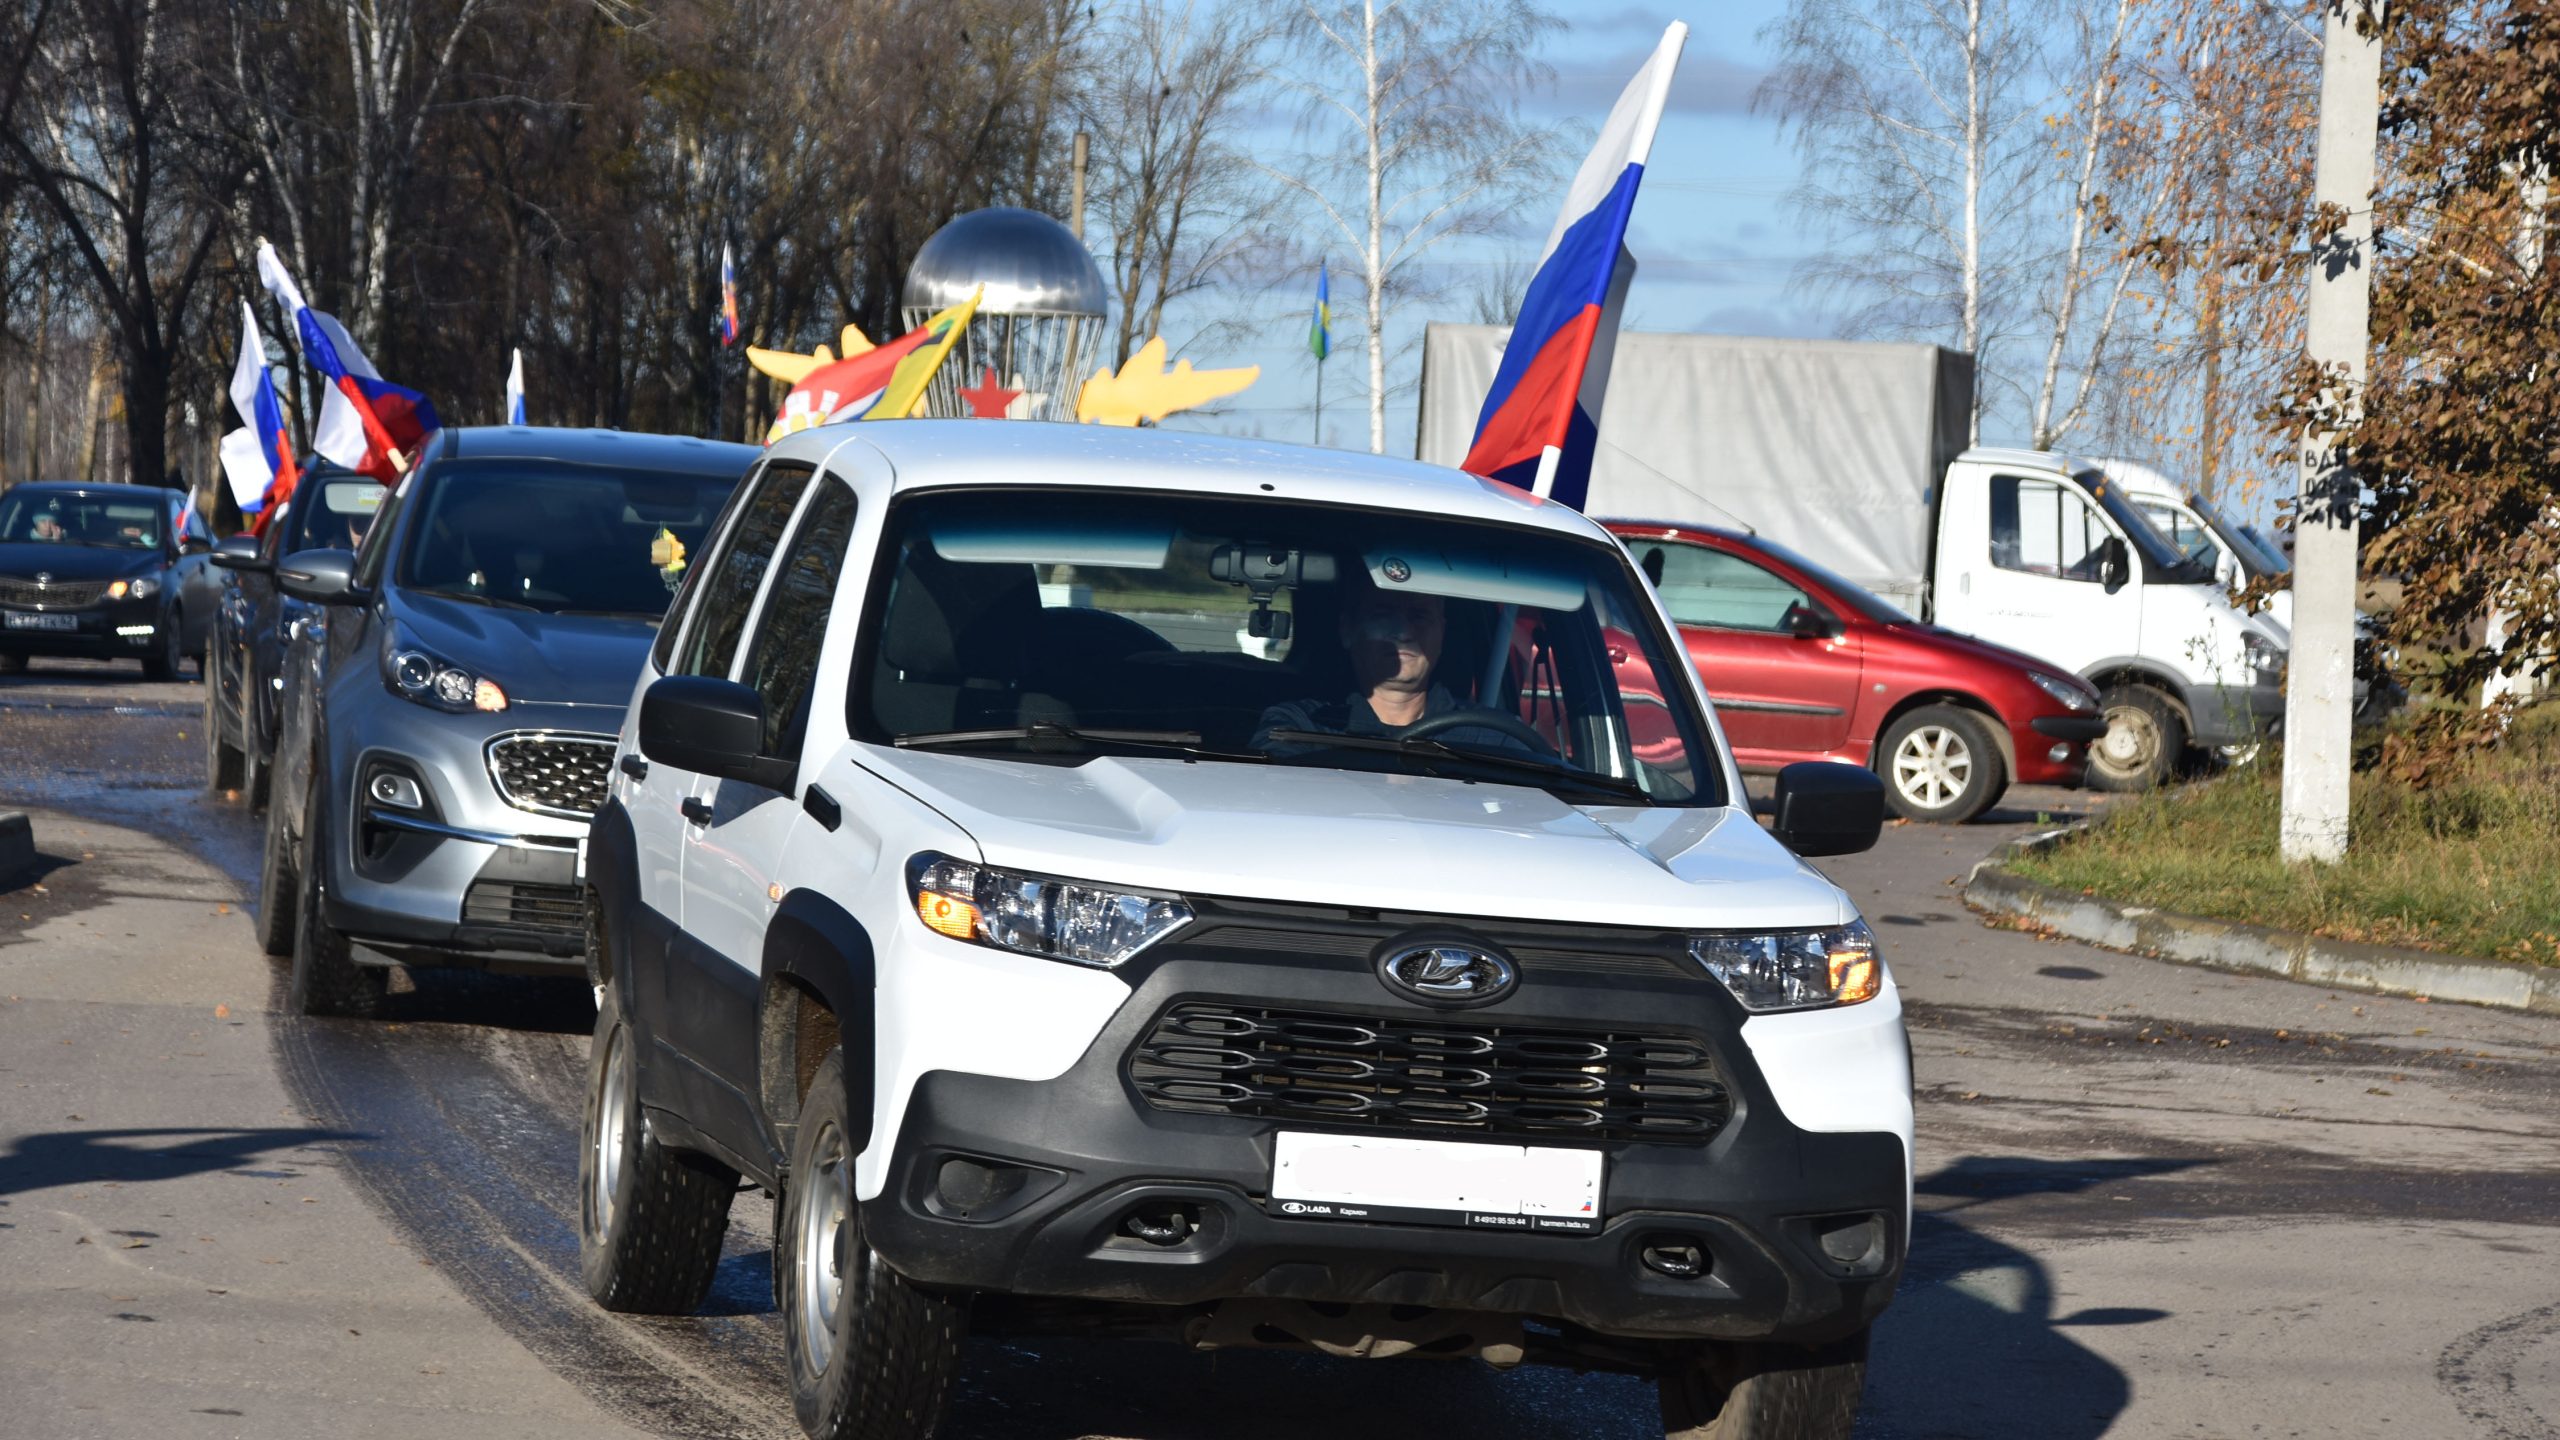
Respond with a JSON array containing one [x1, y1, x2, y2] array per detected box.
[[180, 537, 211, 557], [638, 675, 796, 794], [2098, 536, 2130, 592], [1781, 604, 1841, 640], [1769, 761, 1885, 857], [210, 534, 269, 572], [275, 548, 366, 605]]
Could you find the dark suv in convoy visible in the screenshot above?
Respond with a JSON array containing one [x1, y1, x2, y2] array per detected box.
[[581, 423, 1906, 1440], [204, 467, 374, 804], [259, 428, 753, 1016], [0, 481, 208, 678]]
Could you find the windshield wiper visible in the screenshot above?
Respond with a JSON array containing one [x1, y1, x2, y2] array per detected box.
[[419, 589, 540, 611], [1262, 728, 1649, 801], [894, 723, 1265, 761]]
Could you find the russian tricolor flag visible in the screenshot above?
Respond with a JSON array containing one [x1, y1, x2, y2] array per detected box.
[[256, 241, 440, 483], [218, 300, 299, 527], [1460, 22, 1685, 512]]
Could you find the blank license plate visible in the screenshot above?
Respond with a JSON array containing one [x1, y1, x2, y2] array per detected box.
[[1270, 1131, 1602, 1234], [3, 612, 75, 631]]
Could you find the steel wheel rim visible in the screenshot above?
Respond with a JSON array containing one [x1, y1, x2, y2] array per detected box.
[[1891, 725, 1972, 810], [2099, 706, 2159, 773], [794, 1119, 852, 1378], [590, 1023, 630, 1239]]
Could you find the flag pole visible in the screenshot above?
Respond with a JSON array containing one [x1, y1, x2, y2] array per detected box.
[[1314, 353, 1323, 446]]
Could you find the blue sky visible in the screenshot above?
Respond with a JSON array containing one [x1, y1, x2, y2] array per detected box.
[[1174, 2, 1817, 454]]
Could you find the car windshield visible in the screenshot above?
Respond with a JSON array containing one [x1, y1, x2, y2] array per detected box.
[[2072, 470, 2213, 582], [1743, 535, 1914, 624], [398, 463, 736, 618], [0, 491, 163, 550], [853, 489, 1724, 806], [2191, 495, 2288, 580], [292, 478, 387, 552]]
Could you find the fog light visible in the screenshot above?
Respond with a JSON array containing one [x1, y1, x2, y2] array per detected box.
[[117, 624, 155, 637], [2047, 743, 2071, 763], [1641, 1240, 1709, 1280], [369, 773, 423, 809]]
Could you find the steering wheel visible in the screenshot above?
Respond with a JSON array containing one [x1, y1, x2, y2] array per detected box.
[[1399, 706, 1559, 756]]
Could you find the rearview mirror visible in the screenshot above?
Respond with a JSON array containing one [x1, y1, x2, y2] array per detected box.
[[1769, 761, 1885, 857], [1781, 604, 1840, 640], [2098, 536, 2130, 592], [275, 548, 366, 605], [210, 534, 269, 572], [638, 675, 796, 794]]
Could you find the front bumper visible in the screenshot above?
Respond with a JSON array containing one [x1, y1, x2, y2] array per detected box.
[[321, 691, 612, 973], [857, 939, 1909, 1345], [2187, 678, 2285, 749], [2008, 712, 2103, 786], [0, 598, 168, 658]]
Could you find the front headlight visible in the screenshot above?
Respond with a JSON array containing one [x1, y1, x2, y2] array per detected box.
[[2243, 631, 2287, 681], [377, 626, 508, 713], [1688, 920, 1883, 1011], [108, 576, 160, 600], [2028, 671, 2095, 712], [908, 852, 1192, 969]]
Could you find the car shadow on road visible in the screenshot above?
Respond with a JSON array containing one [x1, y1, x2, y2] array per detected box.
[[0, 1124, 364, 1199], [1869, 1155, 2207, 1438]]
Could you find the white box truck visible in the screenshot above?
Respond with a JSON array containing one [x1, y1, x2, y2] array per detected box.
[[1418, 325, 2289, 790]]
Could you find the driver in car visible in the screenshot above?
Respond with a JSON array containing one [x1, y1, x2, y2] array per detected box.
[[1253, 568, 1540, 757]]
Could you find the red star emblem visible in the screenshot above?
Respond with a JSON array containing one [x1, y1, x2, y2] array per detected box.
[[958, 366, 1023, 419]]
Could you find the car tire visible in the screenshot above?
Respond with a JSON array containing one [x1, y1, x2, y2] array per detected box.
[[577, 988, 737, 1313], [1876, 704, 2005, 824], [254, 789, 298, 957], [288, 782, 387, 1018], [141, 616, 181, 682], [1658, 1331, 1869, 1440], [205, 639, 244, 793], [780, 1046, 964, 1440], [2089, 685, 2185, 793]]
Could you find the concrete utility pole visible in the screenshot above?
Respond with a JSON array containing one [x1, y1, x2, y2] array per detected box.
[[2280, 0, 2385, 865]]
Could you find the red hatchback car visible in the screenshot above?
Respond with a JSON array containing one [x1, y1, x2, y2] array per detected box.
[[1604, 521, 2107, 823]]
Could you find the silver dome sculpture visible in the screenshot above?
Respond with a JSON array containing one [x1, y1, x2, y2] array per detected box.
[[900, 206, 1108, 421]]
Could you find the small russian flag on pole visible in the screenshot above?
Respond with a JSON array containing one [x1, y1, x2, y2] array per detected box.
[[719, 242, 741, 347], [1460, 22, 1684, 511], [505, 348, 527, 425]]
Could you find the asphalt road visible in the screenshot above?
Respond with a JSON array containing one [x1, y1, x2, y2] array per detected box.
[[4, 654, 2556, 1440]]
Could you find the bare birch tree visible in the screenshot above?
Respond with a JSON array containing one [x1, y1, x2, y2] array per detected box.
[[1758, 0, 2048, 440], [1079, 0, 1284, 367], [1265, 0, 1564, 453]]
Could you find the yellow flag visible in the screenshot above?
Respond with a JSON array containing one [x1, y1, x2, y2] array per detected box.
[[864, 288, 982, 420]]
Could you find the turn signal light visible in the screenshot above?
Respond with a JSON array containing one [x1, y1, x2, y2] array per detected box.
[[916, 889, 979, 940], [1828, 947, 1880, 1006]]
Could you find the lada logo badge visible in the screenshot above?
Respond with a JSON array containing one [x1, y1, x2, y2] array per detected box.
[[1376, 938, 1517, 1008], [35, 572, 51, 585]]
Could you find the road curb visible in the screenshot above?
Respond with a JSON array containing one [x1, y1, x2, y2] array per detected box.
[[0, 811, 31, 878], [1963, 825, 2560, 1017]]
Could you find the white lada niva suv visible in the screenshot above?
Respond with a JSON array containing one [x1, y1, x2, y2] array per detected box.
[[579, 421, 1912, 1440]]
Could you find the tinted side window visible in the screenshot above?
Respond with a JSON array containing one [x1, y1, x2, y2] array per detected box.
[[1640, 540, 1814, 632], [351, 476, 408, 587], [741, 480, 858, 756], [650, 460, 759, 672], [673, 462, 813, 679]]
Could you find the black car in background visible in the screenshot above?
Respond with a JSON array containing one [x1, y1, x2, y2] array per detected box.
[[204, 467, 376, 802], [0, 482, 208, 679]]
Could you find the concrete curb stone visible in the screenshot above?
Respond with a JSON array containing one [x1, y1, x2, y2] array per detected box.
[[1963, 824, 2560, 1017], [0, 811, 31, 877]]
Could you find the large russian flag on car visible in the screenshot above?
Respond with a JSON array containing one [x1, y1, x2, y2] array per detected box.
[[219, 300, 299, 526], [256, 241, 441, 483], [1460, 22, 1684, 511]]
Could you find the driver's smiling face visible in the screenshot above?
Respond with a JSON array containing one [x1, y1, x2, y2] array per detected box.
[[1343, 584, 1444, 698]]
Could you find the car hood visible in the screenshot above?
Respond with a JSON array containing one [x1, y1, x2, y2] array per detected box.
[[389, 590, 656, 708], [1888, 622, 2086, 685], [856, 750, 1854, 931], [0, 542, 162, 582]]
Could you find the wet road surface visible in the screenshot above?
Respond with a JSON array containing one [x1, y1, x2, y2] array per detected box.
[[6, 654, 2557, 1439]]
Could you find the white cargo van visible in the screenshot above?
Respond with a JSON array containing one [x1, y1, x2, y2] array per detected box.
[[2097, 459, 2297, 631], [1418, 326, 2289, 790]]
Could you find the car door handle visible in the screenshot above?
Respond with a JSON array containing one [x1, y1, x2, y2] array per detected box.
[[619, 755, 648, 781], [680, 796, 712, 826]]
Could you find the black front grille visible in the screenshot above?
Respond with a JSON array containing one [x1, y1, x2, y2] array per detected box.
[[1129, 1002, 1731, 1143], [487, 733, 614, 817], [462, 881, 585, 934], [0, 577, 112, 608]]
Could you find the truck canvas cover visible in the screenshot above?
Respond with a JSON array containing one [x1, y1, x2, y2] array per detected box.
[[1418, 325, 1973, 613]]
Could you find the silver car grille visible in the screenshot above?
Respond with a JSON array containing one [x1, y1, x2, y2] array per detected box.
[[486, 732, 616, 818], [0, 577, 113, 608]]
